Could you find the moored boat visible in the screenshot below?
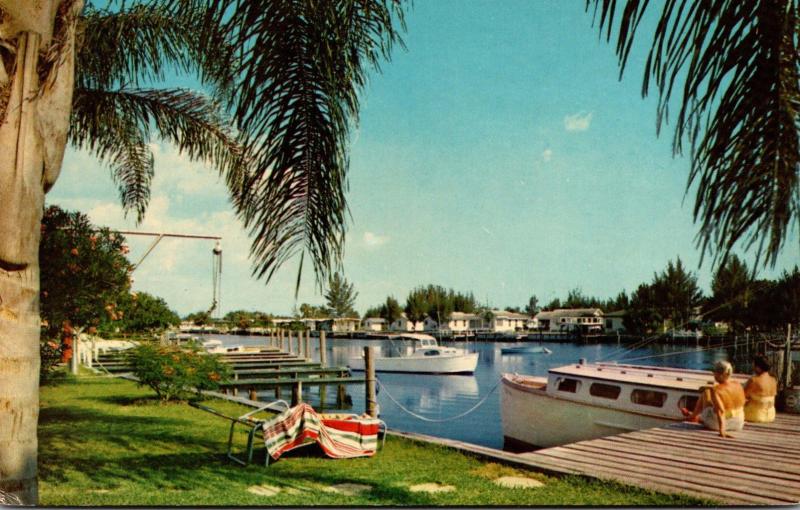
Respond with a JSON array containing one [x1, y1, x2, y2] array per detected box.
[[501, 360, 748, 451], [500, 346, 552, 355], [348, 333, 479, 374]]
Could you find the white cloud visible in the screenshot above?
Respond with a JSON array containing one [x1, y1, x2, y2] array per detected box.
[[542, 148, 553, 162], [363, 231, 389, 247], [563, 112, 593, 132]]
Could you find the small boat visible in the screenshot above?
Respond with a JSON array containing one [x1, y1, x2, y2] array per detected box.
[[501, 360, 748, 451], [500, 346, 552, 355], [348, 333, 479, 374]]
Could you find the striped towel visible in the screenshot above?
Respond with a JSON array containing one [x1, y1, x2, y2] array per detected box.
[[263, 403, 381, 461]]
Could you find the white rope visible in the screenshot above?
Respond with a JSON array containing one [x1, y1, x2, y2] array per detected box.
[[375, 376, 502, 423], [615, 337, 771, 363]]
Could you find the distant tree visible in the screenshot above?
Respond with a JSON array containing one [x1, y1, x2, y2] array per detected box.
[[651, 258, 703, 327], [298, 303, 331, 319], [504, 306, 521, 313], [382, 296, 404, 323], [771, 267, 800, 329], [707, 255, 753, 331], [525, 295, 539, 316], [325, 272, 359, 318], [605, 291, 630, 312], [451, 290, 478, 313], [185, 311, 211, 326], [624, 283, 662, 334], [404, 289, 429, 323], [363, 306, 383, 319], [39, 206, 133, 349], [544, 298, 561, 311], [121, 292, 180, 332]]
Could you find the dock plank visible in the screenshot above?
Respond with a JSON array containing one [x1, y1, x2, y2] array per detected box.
[[518, 414, 800, 504]]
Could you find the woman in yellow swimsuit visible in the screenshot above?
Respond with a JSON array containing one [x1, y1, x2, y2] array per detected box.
[[683, 360, 745, 437], [744, 354, 777, 423]]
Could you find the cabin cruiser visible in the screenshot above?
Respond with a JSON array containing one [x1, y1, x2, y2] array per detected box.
[[501, 360, 749, 451], [348, 333, 479, 374]]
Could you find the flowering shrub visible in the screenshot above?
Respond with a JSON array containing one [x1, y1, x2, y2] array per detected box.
[[129, 343, 231, 402]]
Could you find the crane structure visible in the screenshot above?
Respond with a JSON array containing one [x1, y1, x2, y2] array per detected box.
[[118, 231, 223, 319]]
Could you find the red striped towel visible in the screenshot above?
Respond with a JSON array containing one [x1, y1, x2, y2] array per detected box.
[[263, 403, 381, 461]]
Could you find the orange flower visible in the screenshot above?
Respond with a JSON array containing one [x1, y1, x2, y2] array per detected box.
[[208, 372, 220, 382], [70, 248, 79, 256]]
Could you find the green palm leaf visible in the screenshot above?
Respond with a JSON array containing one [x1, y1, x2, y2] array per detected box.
[[70, 87, 245, 221], [588, 0, 800, 268], [72, 0, 404, 290]]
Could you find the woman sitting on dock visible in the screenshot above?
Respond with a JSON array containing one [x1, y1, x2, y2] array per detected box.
[[743, 354, 777, 423], [682, 360, 746, 438]]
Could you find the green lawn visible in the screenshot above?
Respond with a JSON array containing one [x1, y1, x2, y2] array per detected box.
[[38, 375, 712, 506]]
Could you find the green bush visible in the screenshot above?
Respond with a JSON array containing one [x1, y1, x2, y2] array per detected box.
[[129, 343, 231, 402]]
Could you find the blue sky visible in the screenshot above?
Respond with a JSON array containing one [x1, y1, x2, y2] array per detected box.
[[49, 1, 799, 316]]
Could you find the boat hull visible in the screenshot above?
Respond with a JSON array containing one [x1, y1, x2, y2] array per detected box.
[[500, 374, 679, 450], [349, 352, 479, 374]]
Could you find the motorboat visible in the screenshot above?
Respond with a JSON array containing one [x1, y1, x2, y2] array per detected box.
[[348, 333, 479, 374], [500, 346, 551, 355], [500, 360, 748, 451]]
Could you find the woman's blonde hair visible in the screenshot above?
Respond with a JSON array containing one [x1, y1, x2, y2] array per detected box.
[[713, 360, 733, 377]]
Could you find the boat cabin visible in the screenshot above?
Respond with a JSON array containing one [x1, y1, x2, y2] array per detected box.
[[542, 361, 749, 420]]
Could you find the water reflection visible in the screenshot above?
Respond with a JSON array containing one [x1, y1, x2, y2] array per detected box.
[[211, 334, 750, 449]]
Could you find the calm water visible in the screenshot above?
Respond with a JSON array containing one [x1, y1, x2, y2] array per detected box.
[[211, 334, 746, 449]]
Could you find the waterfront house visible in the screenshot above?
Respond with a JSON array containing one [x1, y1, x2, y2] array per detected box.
[[389, 313, 424, 332], [318, 317, 361, 333], [423, 312, 482, 333], [535, 308, 604, 333], [363, 317, 387, 332], [604, 310, 626, 333], [488, 310, 529, 332]]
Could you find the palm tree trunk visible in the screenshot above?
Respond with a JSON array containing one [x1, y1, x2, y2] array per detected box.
[[0, 2, 81, 504]]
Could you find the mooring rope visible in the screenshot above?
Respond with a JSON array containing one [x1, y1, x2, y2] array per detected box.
[[375, 376, 502, 423]]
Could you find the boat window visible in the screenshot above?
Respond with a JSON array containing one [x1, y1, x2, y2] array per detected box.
[[556, 378, 580, 393], [631, 389, 667, 407], [423, 350, 440, 357], [589, 383, 621, 399], [678, 395, 699, 412]]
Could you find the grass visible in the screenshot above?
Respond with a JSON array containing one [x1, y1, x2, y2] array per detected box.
[[38, 375, 714, 506]]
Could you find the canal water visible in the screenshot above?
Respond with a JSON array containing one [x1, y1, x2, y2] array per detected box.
[[213, 334, 746, 449]]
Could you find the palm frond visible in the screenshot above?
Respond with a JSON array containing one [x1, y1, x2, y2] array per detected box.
[[165, 0, 405, 288], [77, 2, 235, 93], [588, 0, 800, 267], [70, 87, 246, 221]]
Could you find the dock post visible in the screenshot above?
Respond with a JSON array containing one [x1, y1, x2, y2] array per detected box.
[[296, 333, 302, 357], [274, 386, 281, 400], [248, 388, 258, 401], [232, 387, 238, 397], [320, 331, 327, 367], [365, 346, 377, 418], [304, 331, 311, 360], [291, 381, 303, 406], [320, 384, 327, 409], [336, 384, 346, 407], [287, 330, 294, 354]]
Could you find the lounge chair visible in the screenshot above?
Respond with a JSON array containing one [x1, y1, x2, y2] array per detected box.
[[189, 399, 385, 466]]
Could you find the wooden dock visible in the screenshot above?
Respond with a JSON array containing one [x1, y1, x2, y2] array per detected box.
[[391, 413, 800, 505]]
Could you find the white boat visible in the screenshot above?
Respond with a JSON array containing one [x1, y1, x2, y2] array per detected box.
[[348, 333, 479, 374], [501, 360, 749, 451]]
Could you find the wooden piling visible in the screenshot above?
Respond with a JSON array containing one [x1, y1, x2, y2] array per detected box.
[[287, 330, 294, 354], [291, 381, 303, 406], [303, 331, 311, 360], [320, 330, 327, 367], [336, 384, 346, 407], [249, 388, 258, 401], [364, 346, 377, 418]]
